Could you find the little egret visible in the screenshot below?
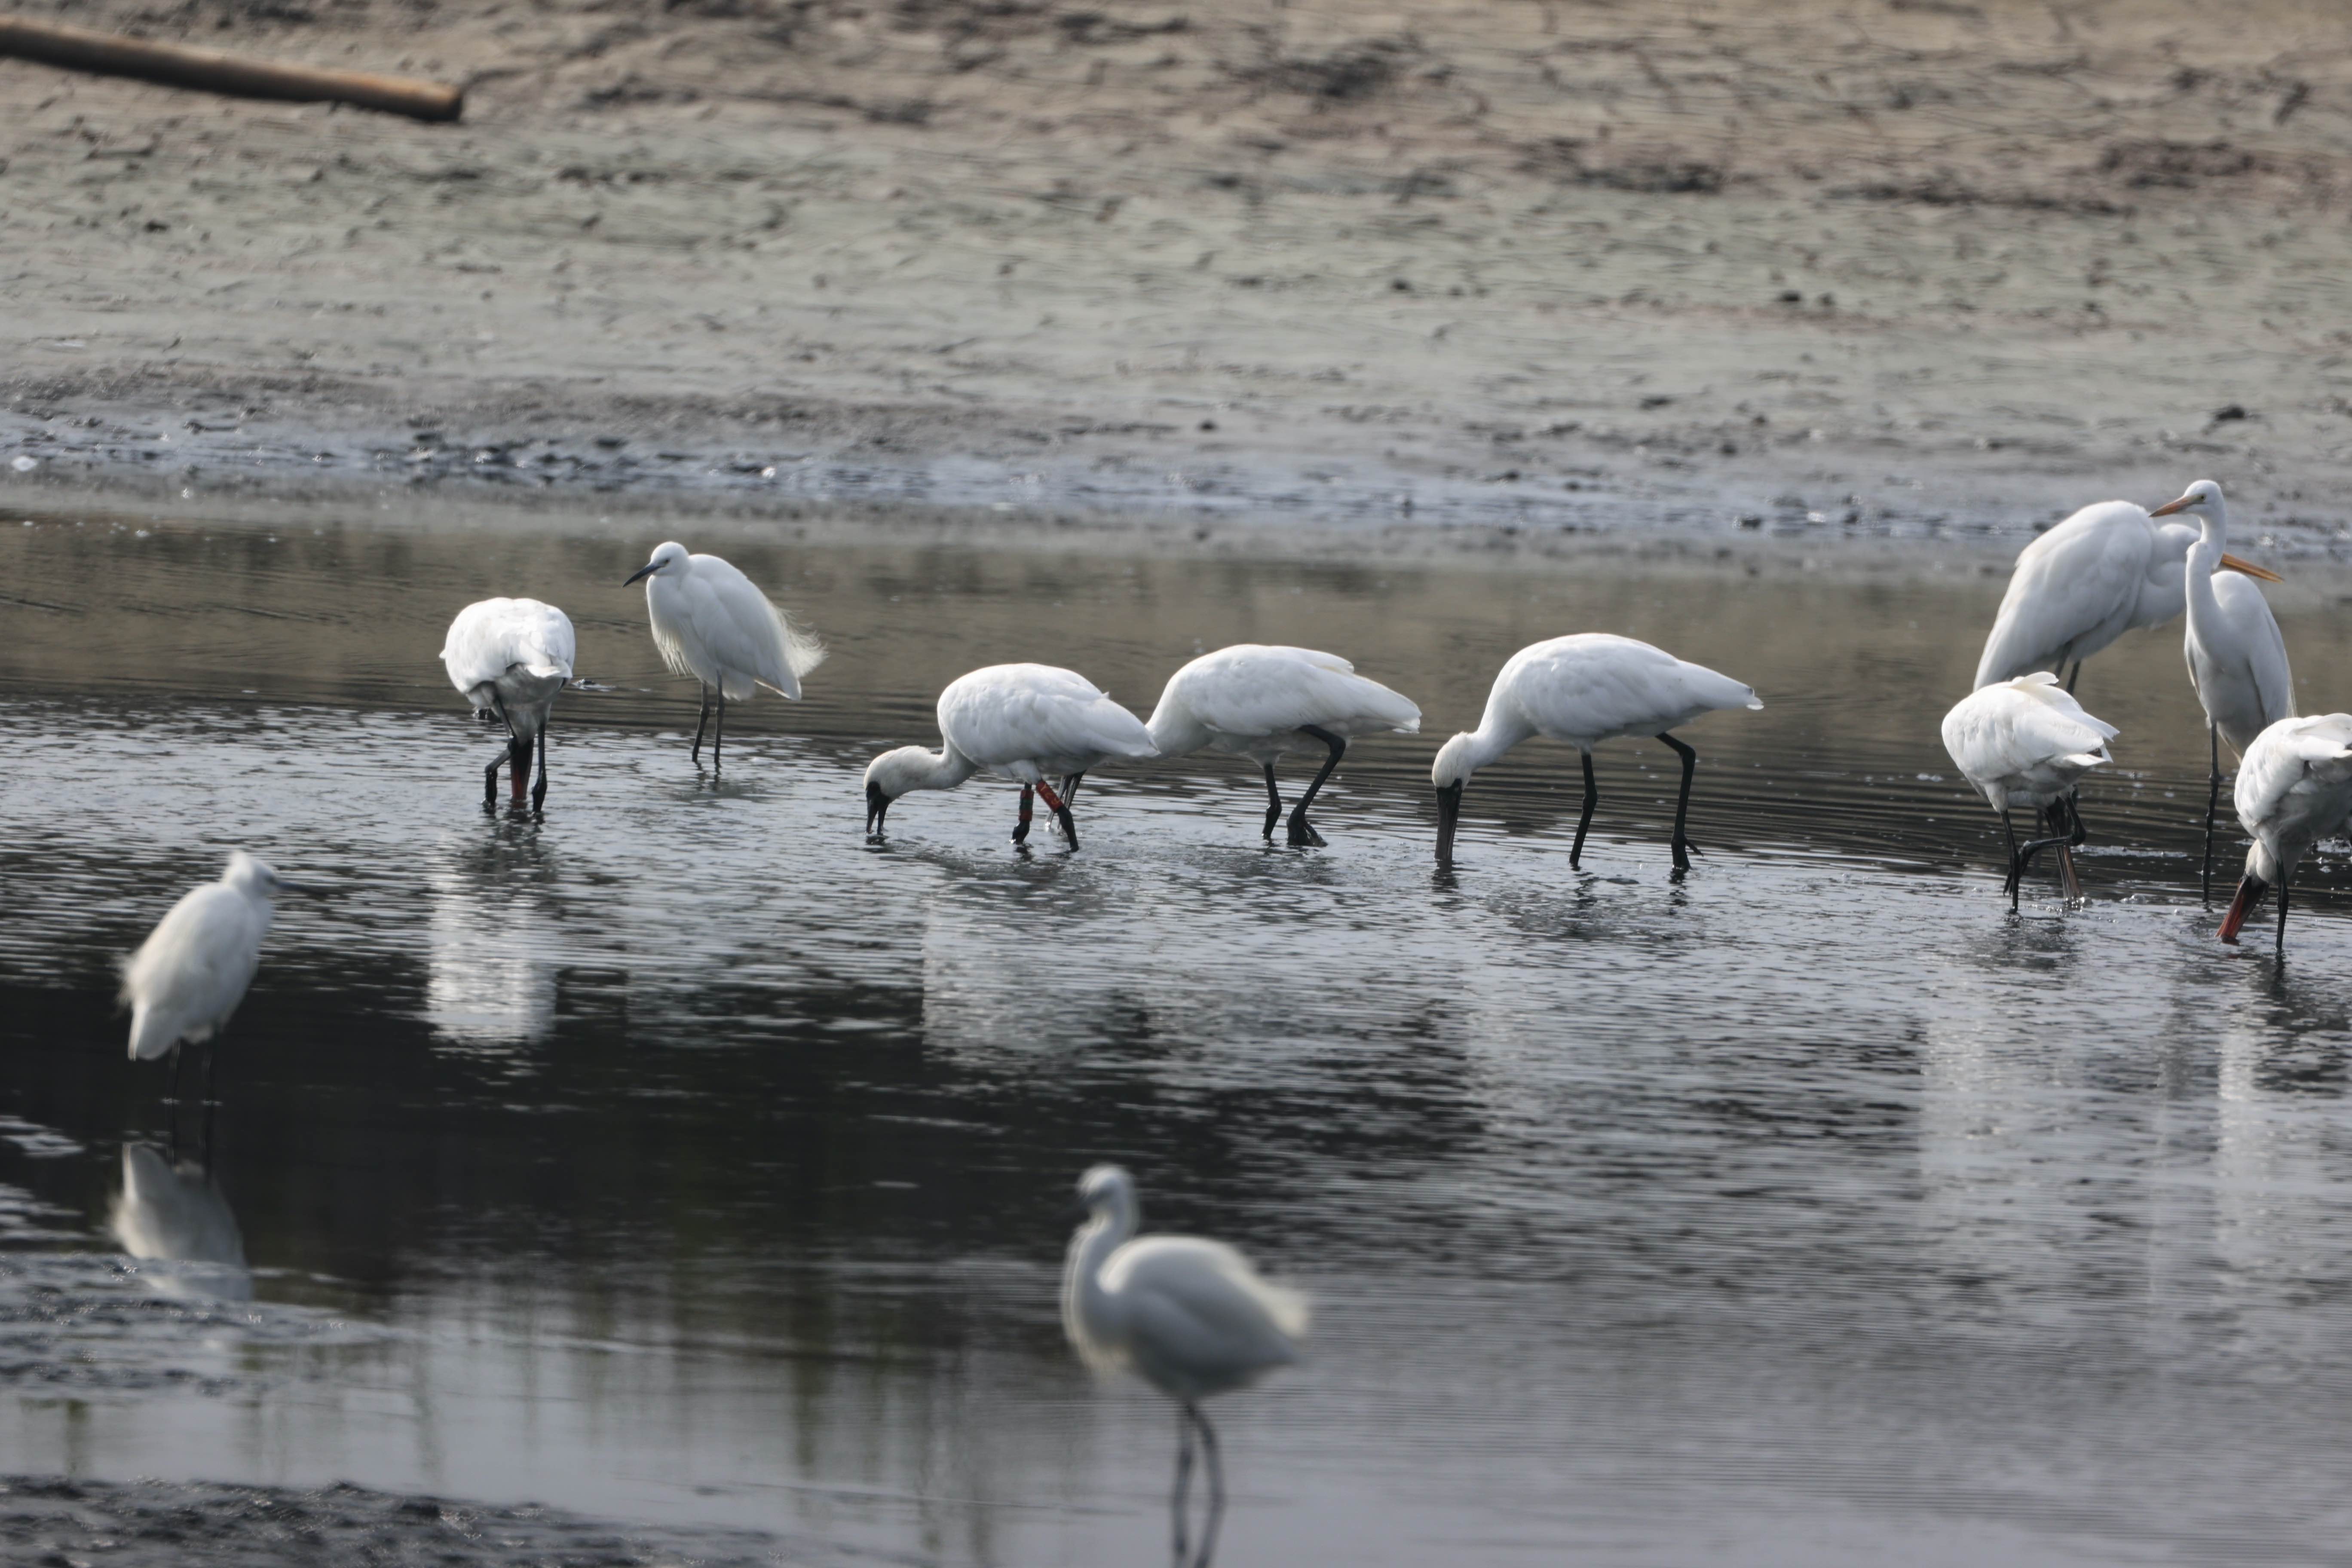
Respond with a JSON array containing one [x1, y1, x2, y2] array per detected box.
[[2218, 714, 2352, 957], [864, 664, 1157, 847], [1974, 499, 2278, 692], [1145, 644, 1420, 845], [1062, 1164, 1308, 1568], [121, 852, 311, 1102], [1940, 674, 2117, 909], [440, 597, 575, 812], [1430, 634, 1761, 872], [622, 541, 824, 769], [2150, 480, 2294, 900]]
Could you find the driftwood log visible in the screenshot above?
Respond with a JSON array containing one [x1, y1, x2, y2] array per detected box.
[[0, 15, 462, 121]]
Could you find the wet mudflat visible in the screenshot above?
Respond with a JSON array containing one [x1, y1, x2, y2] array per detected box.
[[7, 507, 2352, 1565]]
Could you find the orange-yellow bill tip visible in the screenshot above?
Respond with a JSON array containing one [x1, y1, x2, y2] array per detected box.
[[2218, 552, 2283, 582]]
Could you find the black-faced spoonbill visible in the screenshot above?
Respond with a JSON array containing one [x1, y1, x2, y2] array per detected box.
[[863, 663, 1157, 848], [1430, 634, 1760, 872], [1940, 674, 2116, 910], [2218, 714, 2352, 957], [121, 852, 314, 1102], [441, 597, 575, 813], [1145, 644, 1420, 845], [2149, 481, 2294, 900], [622, 541, 824, 770], [1062, 1164, 1308, 1568], [1973, 498, 2278, 693]]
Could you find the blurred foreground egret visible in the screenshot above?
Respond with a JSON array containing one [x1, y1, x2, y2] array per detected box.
[[1431, 634, 1761, 871], [1941, 674, 2116, 910], [441, 597, 575, 812], [1145, 644, 1420, 845], [121, 852, 313, 1102], [1974, 499, 2278, 692], [1063, 1164, 1308, 1568], [623, 541, 824, 769], [864, 664, 1156, 847], [2219, 715, 2352, 956], [2151, 481, 2294, 899]]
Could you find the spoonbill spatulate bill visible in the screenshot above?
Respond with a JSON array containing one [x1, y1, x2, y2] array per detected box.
[[1145, 644, 1420, 845], [864, 664, 1157, 847], [1063, 1164, 1308, 1568], [623, 542, 825, 770], [120, 852, 312, 1103], [1430, 634, 1761, 872], [2220, 714, 2352, 957], [1973, 498, 2278, 694], [1940, 674, 2116, 910], [2152, 480, 2294, 900], [441, 597, 575, 812]]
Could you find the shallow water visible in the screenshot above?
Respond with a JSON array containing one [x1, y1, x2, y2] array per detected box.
[[6, 506, 2352, 1565]]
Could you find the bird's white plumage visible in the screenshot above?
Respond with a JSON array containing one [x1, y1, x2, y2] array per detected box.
[[441, 597, 575, 737], [1433, 633, 1760, 785], [865, 663, 1158, 803], [2233, 715, 2352, 887], [635, 541, 824, 701], [1974, 500, 2199, 689], [119, 853, 284, 1062], [1145, 644, 1421, 761], [2172, 483, 2293, 758], [1940, 673, 2118, 812]]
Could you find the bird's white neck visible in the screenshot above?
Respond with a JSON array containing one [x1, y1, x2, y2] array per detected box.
[[1062, 1201, 1136, 1355], [2183, 500, 2231, 617], [1440, 713, 1535, 784]]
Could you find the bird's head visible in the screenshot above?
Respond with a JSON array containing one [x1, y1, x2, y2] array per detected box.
[[1432, 734, 1478, 865], [2151, 480, 2281, 581], [623, 541, 689, 587], [222, 851, 320, 900], [2150, 478, 2223, 519], [1076, 1163, 1136, 1223]]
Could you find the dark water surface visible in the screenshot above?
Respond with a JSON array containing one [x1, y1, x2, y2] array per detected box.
[[7, 508, 2352, 1565]]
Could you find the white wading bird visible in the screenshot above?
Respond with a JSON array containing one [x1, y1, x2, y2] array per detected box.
[[622, 541, 824, 769], [1145, 644, 1420, 846], [1063, 1164, 1308, 1568], [441, 597, 575, 813], [1974, 498, 2279, 692], [2218, 715, 2352, 957], [2150, 480, 2294, 899], [121, 852, 315, 1102], [1430, 634, 1761, 872], [863, 664, 1157, 848], [1940, 674, 2117, 910]]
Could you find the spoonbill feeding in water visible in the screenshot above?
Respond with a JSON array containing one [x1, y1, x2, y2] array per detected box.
[[623, 541, 824, 770], [441, 597, 575, 812], [863, 663, 1157, 848], [121, 852, 314, 1103], [1974, 498, 2278, 693], [2219, 714, 2352, 957], [1063, 1164, 1308, 1568], [1430, 634, 1761, 872], [1940, 674, 2116, 910], [2150, 480, 2294, 900], [1145, 644, 1420, 845]]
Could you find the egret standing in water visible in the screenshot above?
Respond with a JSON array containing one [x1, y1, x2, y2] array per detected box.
[[623, 542, 824, 770], [1063, 1164, 1308, 1568], [121, 852, 311, 1103], [864, 664, 1156, 847], [441, 597, 575, 812], [1940, 674, 2117, 910], [2219, 714, 2352, 958], [1431, 634, 1761, 872], [1145, 644, 1420, 845], [2150, 480, 2294, 900], [1974, 498, 2278, 692]]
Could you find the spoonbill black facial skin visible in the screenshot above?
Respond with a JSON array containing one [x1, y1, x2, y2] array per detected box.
[[1144, 644, 1420, 846], [1062, 1164, 1308, 1568], [1941, 674, 2118, 911], [2217, 715, 2352, 959], [862, 663, 1158, 848], [1429, 634, 1761, 874], [623, 541, 825, 772], [440, 597, 575, 815], [2150, 480, 2295, 902], [1974, 496, 2282, 697]]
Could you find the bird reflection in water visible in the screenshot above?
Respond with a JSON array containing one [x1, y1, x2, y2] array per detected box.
[[423, 840, 561, 1053], [108, 1142, 251, 1302]]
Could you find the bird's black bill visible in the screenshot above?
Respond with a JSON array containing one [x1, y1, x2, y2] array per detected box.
[[279, 880, 331, 900], [865, 782, 890, 837], [1434, 781, 1463, 866], [622, 562, 658, 586]]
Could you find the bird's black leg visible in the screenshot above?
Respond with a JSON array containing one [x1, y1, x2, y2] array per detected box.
[[200, 1039, 218, 1107], [1170, 1404, 1196, 1568], [531, 719, 550, 814], [690, 685, 711, 766], [2277, 874, 2291, 959], [1659, 732, 1701, 875], [1571, 750, 1599, 868], [1037, 778, 1078, 848], [165, 1041, 184, 1107], [2203, 722, 2220, 906], [2001, 808, 2022, 906], [485, 693, 517, 810], [1062, 773, 1084, 811], [1193, 1403, 1225, 1568], [1286, 725, 1344, 847], [712, 691, 726, 772], [1013, 783, 1034, 844], [2066, 661, 2082, 695], [1260, 763, 1283, 839]]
